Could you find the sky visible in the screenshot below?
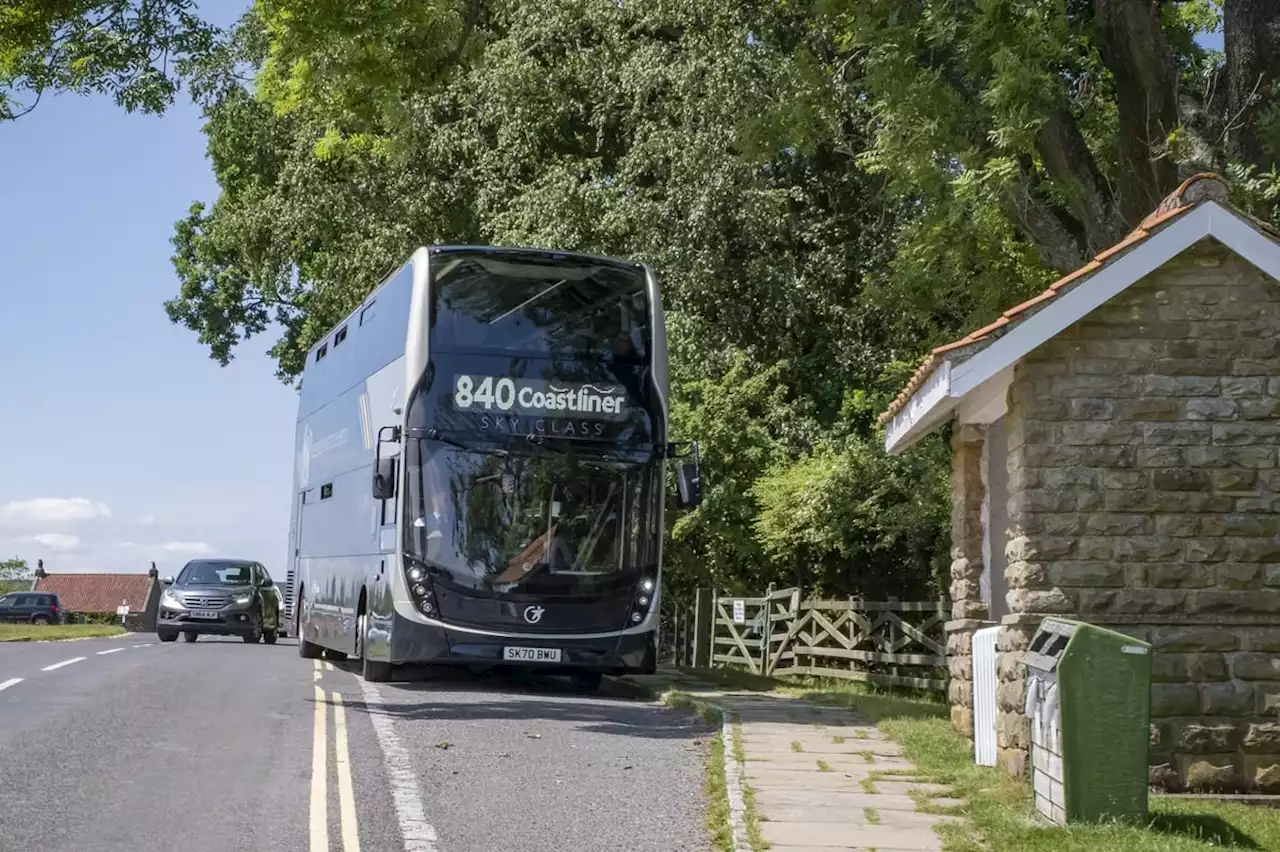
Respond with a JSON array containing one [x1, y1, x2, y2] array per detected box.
[[0, 0, 300, 577]]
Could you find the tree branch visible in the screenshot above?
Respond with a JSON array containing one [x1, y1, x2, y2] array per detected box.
[[1223, 0, 1280, 169], [1092, 0, 1181, 225], [1034, 104, 1129, 253]]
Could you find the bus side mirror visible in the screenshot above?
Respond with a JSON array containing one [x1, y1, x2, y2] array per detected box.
[[373, 456, 397, 501], [676, 459, 702, 509], [372, 424, 400, 500]]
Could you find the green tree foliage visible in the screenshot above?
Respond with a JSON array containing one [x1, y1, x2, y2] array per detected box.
[[812, 0, 1280, 286], [0, 557, 30, 580], [165, 1, 1280, 602], [168, 2, 954, 600], [0, 1, 218, 120]]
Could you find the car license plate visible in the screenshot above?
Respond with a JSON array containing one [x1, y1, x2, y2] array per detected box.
[[503, 646, 561, 663], [189, 610, 221, 620]]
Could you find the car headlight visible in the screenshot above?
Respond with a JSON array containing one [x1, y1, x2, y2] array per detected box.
[[233, 594, 252, 605], [161, 589, 184, 608]]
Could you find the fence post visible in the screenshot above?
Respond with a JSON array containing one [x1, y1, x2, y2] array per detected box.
[[761, 582, 775, 675], [692, 587, 714, 668]]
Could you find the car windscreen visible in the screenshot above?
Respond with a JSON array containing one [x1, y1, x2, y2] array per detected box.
[[178, 561, 253, 585]]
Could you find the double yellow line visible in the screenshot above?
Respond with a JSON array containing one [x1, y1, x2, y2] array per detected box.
[[311, 659, 360, 852]]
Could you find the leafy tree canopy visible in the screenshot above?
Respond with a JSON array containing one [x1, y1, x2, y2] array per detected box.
[[0, 1, 218, 120], [0, 557, 30, 580], [164, 0, 1280, 600]]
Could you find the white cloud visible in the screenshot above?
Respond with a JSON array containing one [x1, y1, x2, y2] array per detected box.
[[159, 541, 216, 556], [32, 533, 80, 551], [0, 497, 112, 526], [139, 513, 156, 527]]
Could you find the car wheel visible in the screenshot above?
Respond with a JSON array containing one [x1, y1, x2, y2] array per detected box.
[[263, 629, 278, 645], [182, 631, 199, 643], [242, 614, 263, 644], [31, 615, 50, 625], [158, 631, 178, 643]]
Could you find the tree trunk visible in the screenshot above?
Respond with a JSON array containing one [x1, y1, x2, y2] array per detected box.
[[1223, 0, 1280, 170], [1092, 0, 1181, 226]]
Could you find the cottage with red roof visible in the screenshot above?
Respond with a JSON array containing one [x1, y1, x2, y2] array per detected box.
[[33, 565, 162, 629], [879, 174, 1280, 795]]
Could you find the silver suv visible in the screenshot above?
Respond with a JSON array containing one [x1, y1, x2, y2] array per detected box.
[[157, 558, 284, 644]]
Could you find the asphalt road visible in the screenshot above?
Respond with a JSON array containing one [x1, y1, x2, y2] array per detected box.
[[0, 634, 712, 852]]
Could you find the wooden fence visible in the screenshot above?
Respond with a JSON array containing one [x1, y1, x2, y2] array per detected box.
[[662, 585, 949, 695]]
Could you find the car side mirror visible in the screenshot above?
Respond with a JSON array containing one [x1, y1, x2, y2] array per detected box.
[[161, 576, 174, 586], [676, 458, 702, 509], [373, 456, 397, 501]]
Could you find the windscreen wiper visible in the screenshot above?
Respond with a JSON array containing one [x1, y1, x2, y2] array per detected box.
[[524, 433, 566, 455], [418, 429, 508, 456]]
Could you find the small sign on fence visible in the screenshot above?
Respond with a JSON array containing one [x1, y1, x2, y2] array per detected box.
[[732, 599, 745, 624]]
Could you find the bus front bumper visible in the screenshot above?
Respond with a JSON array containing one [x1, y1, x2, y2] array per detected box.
[[390, 619, 656, 674]]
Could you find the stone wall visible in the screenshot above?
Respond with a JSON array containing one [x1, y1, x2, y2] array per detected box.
[[945, 425, 996, 739], [997, 240, 1280, 792]]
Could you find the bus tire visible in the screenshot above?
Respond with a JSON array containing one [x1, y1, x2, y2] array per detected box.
[[296, 589, 323, 658], [570, 671, 604, 691], [362, 656, 394, 683]]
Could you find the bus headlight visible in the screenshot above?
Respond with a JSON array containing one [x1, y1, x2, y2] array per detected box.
[[641, 578, 655, 593], [421, 600, 434, 614], [408, 567, 424, 582]]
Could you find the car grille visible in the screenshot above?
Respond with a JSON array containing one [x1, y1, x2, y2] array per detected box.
[[182, 595, 229, 608]]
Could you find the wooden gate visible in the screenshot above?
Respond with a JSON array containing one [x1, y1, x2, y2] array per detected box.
[[711, 585, 800, 676]]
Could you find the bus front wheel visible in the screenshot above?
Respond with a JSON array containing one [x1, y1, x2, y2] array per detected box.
[[362, 656, 394, 683]]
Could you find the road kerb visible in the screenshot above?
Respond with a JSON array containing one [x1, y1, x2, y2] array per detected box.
[[654, 688, 751, 852]]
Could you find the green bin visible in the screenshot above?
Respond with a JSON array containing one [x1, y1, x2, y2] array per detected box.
[[1022, 617, 1152, 826]]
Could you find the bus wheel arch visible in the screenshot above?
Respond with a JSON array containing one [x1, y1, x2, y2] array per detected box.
[[297, 584, 323, 659], [355, 587, 368, 660]]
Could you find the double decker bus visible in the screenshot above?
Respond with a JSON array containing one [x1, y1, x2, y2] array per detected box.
[[286, 246, 701, 684]]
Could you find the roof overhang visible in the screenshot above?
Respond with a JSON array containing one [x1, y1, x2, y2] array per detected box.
[[884, 201, 1280, 455]]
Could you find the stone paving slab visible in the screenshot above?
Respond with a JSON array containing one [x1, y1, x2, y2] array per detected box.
[[761, 822, 945, 849], [622, 673, 954, 850], [720, 692, 949, 851]]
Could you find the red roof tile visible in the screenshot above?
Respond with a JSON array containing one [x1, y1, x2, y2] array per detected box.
[[34, 573, 155, 613], [877, 173, 1237, 427]]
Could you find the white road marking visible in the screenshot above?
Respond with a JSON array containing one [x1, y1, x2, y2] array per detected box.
[[42, 656, 86, 672], [332, 692, 361, 852], [311, 684, 329, 852], [133, 643, 153, 648], [96, 648, 125, 656], [0, 678, 23, 692], [360, 680, 441, 852]]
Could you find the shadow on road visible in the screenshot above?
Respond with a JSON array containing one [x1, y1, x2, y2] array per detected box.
[[323, 664, 716, 740]]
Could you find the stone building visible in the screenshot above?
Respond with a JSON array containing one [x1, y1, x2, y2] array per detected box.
[[877, 174, 1280, 793]]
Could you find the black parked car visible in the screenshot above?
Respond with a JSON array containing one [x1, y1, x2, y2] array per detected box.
[[156, 558, 284, 644], [0, 591, 64, 624]]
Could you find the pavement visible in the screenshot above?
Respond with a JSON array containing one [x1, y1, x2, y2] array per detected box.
[[626, 672, 960, 852], [0, 633, 713, 852]]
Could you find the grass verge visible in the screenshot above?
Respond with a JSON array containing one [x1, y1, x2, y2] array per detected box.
[[731, 720, 770, 849], [681, 668, 1280, 852], [0, 624, 126, 642], [659, 687, 773, 851]]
